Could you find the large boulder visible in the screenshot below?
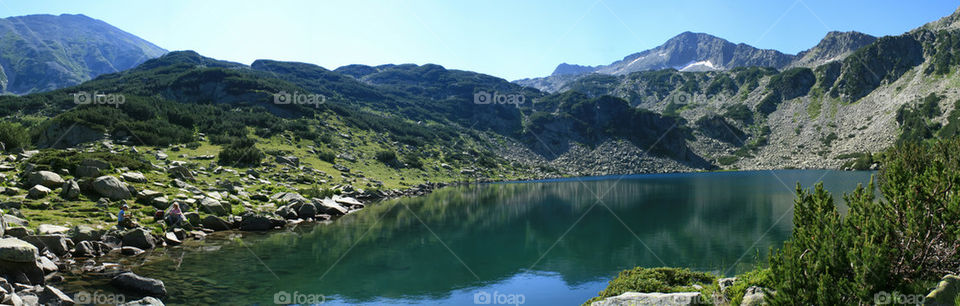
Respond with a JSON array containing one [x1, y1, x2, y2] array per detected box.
[[26, 171, 64, 189], [238, 214, 281, 231], [0, 238, 37, 263], [200, 216, 230, 231], [296, 202, 317, 219], [199, 197, 227, 216], [75, 165, 102, 178], [60, 179, 81, 200], [27, 185, 51, 199], [110, 272, 166, 297], [0, 238, 43, 285], [71, 225, 104, 242], [272, 192, 307, 204], [38, 224, 70, 235], [93, 176, 132, 200], [121, 228, 156, 250], [167, 166, 195, 182], [26, 235, 70, 256], [122, 172, 147, 183], [315, 198, 348, 215], [72, 240, 103, 257], [184, 212, 200, 227]]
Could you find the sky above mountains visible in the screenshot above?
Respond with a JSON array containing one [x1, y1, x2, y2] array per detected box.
[[1, 0, 958, 80]]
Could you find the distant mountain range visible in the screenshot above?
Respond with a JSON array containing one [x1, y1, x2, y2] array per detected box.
[[516, 31, 877, 92], [4, 7, 960, 176], [0, 14, 166, 95]]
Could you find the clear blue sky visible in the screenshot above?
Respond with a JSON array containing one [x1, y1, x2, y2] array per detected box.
[[1, 0, 958, 80]]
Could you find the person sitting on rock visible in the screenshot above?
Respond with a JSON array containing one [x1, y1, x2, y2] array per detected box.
[[165, 202, 188, 228], [117, 204, 137, 229]]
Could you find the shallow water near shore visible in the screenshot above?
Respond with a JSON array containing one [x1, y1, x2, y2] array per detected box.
[[60, 170, 874, 305]]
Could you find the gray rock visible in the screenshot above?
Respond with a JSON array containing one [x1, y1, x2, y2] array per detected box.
[[59, 180, 80, 200], [163, 232, 181, 246], [199, 197, 227, 216], [26, 186, 50, 199], [28, 235, 70, 256], [6, 227, 30, 238], [92, 176, 132, 200], [741, 286, 766, 306], [20, 293, 38, 306], [238, 215, 279, 231], [167, 166, 195, 182], [2, 292, 21, 306], [110, 272, 166, 297], [277, 155, 300, 167], [296, 202, 317, 219], [272, 192, 307, 204], [590, 292, 702, 306], [0, 238, 38, 263], [275, 205, 297, 219], [72, 240, 102, 257], [136, 190, 163, 201], [200, 216, 230, 231], [718, 277, 736, 295], [74, 165, 102, 178], [121, 246, 144, 256], [121, 228, 156, 250], [122, 296, 165, 306], [122, 172, 147, 183], [316, 198, 348, 215], [37, 257, 57, 273], [26, 171, 64, 189], [71, 225, 103, 242], [38, 285, 73, 306], [37, 224, 69, 235], [80, 159, 110, 170], [184, 212, 200, 227], [4, 215, 27, 228]]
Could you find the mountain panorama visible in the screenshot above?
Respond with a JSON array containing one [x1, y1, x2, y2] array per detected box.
[[0, 5, 959, 306]]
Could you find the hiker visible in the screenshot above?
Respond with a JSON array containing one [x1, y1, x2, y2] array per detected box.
[[165, 202, 188, 228], [117, 204, 136, 229]]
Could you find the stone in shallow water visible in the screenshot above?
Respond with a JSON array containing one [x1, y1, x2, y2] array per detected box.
[[111, 272, 167, 297]]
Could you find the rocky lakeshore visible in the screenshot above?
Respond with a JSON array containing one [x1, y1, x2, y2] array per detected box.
[[0, 140, 491, 305]]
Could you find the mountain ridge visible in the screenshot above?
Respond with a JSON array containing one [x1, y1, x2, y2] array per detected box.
[[516, 30, 878, 92], [0, 13, 167, 94]]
